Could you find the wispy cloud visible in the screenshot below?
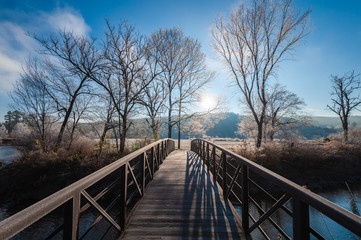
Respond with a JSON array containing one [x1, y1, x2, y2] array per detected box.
[[44, 7, 91, 37], [0, 22, 36, 95], [0, 7, 91, 96]]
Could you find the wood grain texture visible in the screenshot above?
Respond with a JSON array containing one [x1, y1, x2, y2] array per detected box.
[[121, 150, 245, 240]]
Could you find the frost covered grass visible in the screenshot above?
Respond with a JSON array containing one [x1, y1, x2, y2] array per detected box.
[[229, 137, 361, 190]]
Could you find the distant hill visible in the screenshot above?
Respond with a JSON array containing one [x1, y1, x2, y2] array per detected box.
[[80, 112, 359, 140], [206, 112, 241, 138], [161, 113, 356, 140], [311, 116, 361, 128]]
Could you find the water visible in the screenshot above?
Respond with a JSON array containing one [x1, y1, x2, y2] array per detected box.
[[1, 188, 361, 239], [0, 146, 22, 165], [235, 187, 361, 239], [1, 145, 360, 239]]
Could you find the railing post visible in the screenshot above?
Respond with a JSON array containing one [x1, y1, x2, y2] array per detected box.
[[157, 143, 160, 168], [206, 143, 210, 171], [120, 164, 128, 230], [293, 198, 310, 240], [142, 152, 146, 194], [199, 140, 202, 157], [202, 141, 205, 161], [151, 146, 155, 179], [212, 146, 216, 183], [63, 193, 80, 240], [222, 152, 227, 198], [241, 165, 249, 233], [161, 142, 164, 163]]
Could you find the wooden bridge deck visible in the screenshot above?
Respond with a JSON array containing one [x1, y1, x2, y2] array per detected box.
[[121, 150, 246, 240]]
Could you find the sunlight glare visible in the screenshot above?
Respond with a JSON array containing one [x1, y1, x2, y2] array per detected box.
[[200, 95, 216, 110]]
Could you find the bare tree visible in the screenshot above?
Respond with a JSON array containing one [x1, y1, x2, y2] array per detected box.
[[99, 21, 159, 153], [86, 94, 116, 157], [151, 27, 213, 145], [175, 39, 214, 148], [10, 58, 55, 151], [150, 28, 190, 139], [139, 79, 167, 140], [212, 0, 310, 147], [265, 83, 306, 141], [66, 94, 93, 149], [327, 71, 361, 142], [33, 31, 101, 149]]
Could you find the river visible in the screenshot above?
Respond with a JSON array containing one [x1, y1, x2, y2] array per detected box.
[[235, 187, 361, 239], [0, 147, 360, 239], [0, 146, 22, 165], [0, 187, 360, 239]]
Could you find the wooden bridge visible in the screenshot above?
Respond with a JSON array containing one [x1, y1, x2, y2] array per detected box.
[[1, 139, 361, 240], [122, 150, 245, 239]]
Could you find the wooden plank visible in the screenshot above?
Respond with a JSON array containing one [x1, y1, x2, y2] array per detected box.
[[121, 150, 246, 240]]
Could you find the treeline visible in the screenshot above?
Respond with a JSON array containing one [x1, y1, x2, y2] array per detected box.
[[8, 21, 214, 154]]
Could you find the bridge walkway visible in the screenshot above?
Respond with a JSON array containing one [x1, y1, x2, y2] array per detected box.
[[121, 150, 246, 239]]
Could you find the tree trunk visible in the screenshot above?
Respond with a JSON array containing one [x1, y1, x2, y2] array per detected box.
[[55, 106, 73, 150], [168, 90, 172, 138], [256, 122, 263, 148], [342, 117, 349, 142], [177, 124, 181, 149], [269, 131, 275, 141], [119, 117, 127, 154], [112, 126, 119, 151], [151, 117, 159, 140], [168, 105, 172, 138], [98, 123, 109, 157], [177, 100, 182, 149], [119, 133, 126, 153]]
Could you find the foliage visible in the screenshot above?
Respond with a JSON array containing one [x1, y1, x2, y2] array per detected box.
[[4, 110, 23, 134]]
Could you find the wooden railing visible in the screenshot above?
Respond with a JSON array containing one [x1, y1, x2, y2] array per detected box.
[[0, 138, 175, 240], [191, 139, 361, 240]]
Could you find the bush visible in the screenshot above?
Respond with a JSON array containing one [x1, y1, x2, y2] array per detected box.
[[231, 139, 361, 190]]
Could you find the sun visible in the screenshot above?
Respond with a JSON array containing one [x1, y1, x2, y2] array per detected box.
[[200, 94, 216, 110]]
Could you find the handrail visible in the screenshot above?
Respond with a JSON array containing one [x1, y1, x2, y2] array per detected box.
[[191, 138, 361, 240], [0, 138, 175, 240]]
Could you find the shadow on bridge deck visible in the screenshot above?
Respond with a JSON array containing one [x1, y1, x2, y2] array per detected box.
[[121, 150, 245, 239]]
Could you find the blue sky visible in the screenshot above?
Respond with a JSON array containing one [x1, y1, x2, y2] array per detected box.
[[0, 0, 361, 121]]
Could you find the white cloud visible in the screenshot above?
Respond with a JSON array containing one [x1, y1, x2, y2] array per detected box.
[[45, 8, 91, 37], [0, 22, 37, 95], [0, 7, 91, 96]]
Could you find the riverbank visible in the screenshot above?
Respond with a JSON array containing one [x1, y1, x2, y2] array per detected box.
[[0, 143, 132, 212], [1, 139, 360, 212], [230, 140, 361, 191]]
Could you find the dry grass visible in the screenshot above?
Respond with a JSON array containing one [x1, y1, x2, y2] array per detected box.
[[228, 139, 361, 190]]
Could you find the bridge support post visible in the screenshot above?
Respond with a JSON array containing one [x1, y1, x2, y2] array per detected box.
[[202, 141, 205, 161], [63, 193, 80, 240], [212, 146, 216, 183], [151, 147, 155, 179], [199, 140, 202, 158], [161, 142, 164, 163], [206, 143, 210, 171], [120, 164, 128, 230], [222, 152, 227, 198], [142, 152, 146, 195], [241, 165, 249, 233], [293, 198, 310, 240], [157, 144, 160, 168]]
